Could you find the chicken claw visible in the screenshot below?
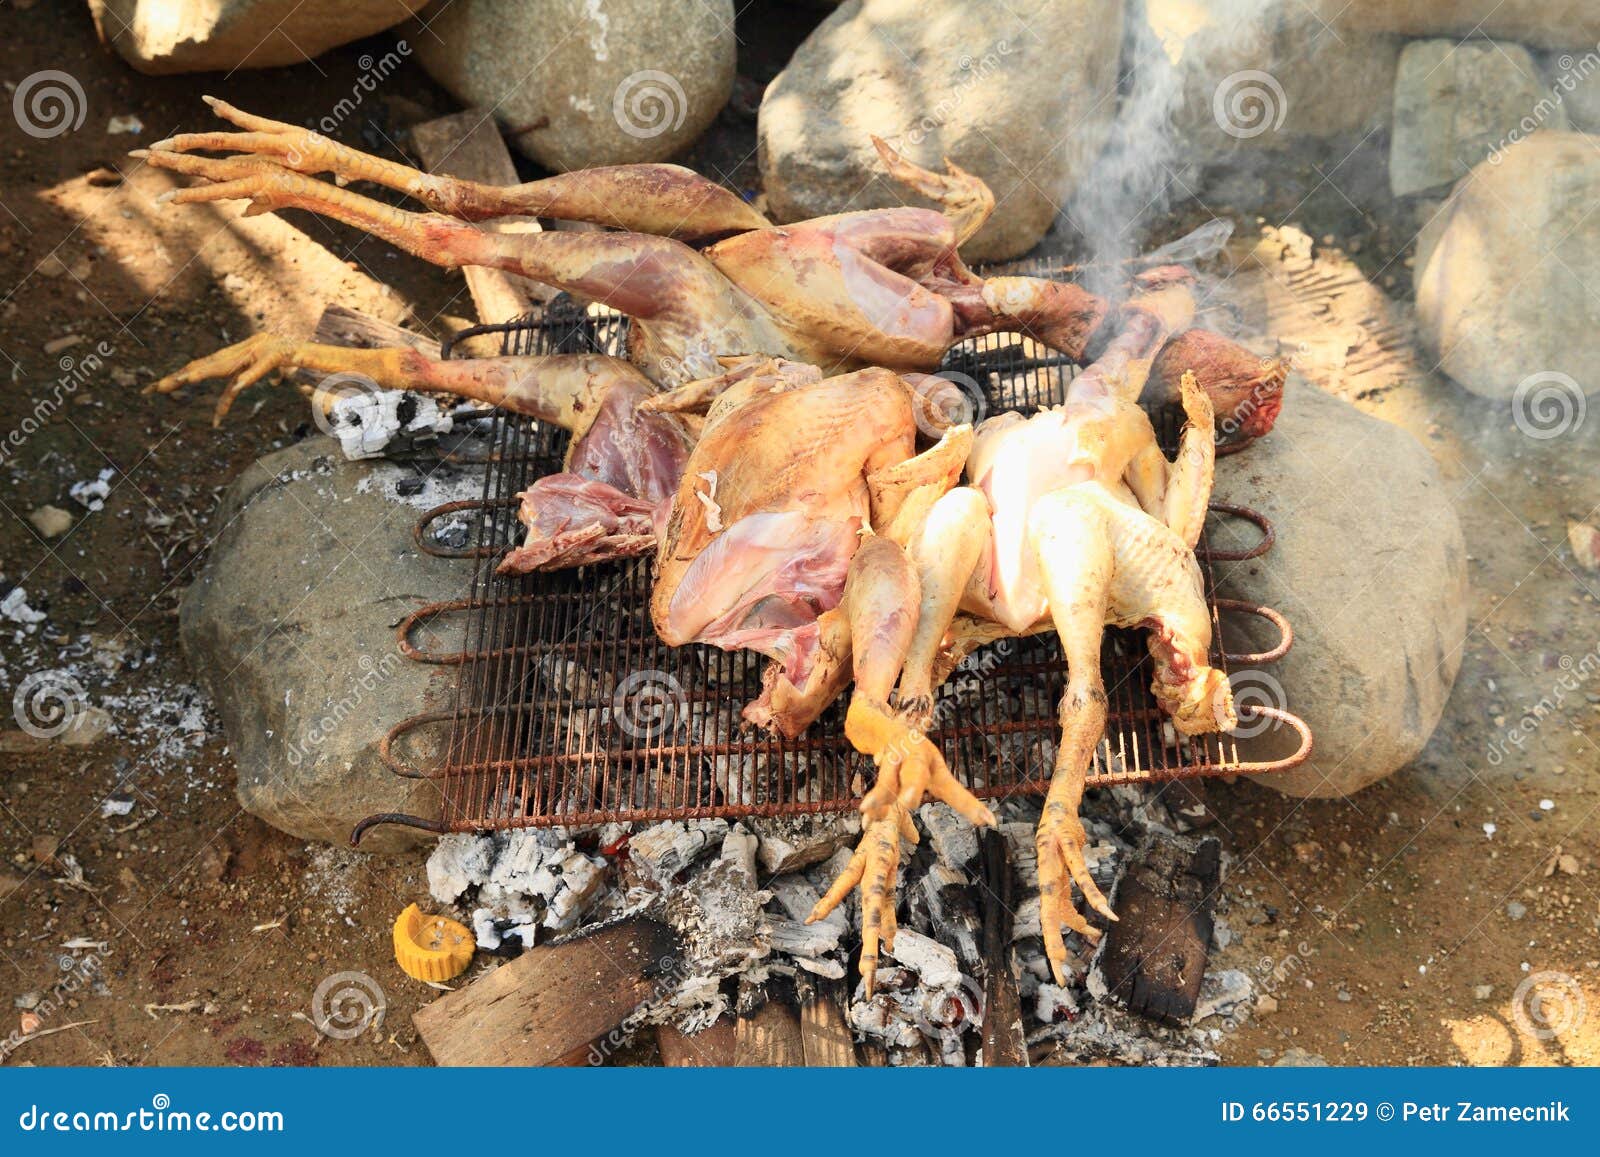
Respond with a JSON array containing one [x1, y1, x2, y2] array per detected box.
[[844, 698, 996, 829], [147, 95, 424, 194], [1036, 798, 1117, 985], [806, 812, 908, 996], [146, 333, 305, 425]]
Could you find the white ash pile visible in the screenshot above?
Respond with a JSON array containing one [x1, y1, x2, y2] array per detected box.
[[423, 780, 1255, 1065], [426, 825, 615, 949]]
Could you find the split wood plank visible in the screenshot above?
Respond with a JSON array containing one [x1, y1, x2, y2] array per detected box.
[[796, 976, 856, 1067], [413, 917, 677, 1066], [408, 110, 553, 323], [656, 1016, 737, 1066], [733, 998, 805, 1067], [311, 301, 441, 357], [289, 303, 440, 391], [979, 827, 1028, 1067]]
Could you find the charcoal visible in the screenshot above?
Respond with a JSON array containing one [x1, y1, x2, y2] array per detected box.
[[631, 819, 728, 882]]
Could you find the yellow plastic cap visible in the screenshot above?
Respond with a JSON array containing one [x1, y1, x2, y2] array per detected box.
[[393, 903, 475, 982]]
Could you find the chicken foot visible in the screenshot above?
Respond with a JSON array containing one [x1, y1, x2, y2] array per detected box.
[[147, 96, 770, 241], [146, 333, 645, 428]]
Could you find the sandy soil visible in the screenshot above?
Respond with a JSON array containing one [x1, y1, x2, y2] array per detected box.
[[0, 2, 1595, 1068]]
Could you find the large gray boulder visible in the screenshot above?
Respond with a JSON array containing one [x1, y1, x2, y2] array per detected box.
[[1158, 0, 1400, 159], [1414, 132, 1600, 400], [1390, 40, 1562, 197], [89, 0, 428, 74], [409, 0, 736, 170], [758, 0, 1124, 262], [180, 439, 479, 852], [1210, 383, 1468, 799], [1313, 0, 1600, 51]]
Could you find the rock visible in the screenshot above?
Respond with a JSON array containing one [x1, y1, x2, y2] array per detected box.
[[1193, 968, 1254, 1022], [409, 0, 735, 170], [1474, 984, 1494, 1000], [1415, 133, 1600, 400], [1390, 40, 1562, 196], [1569, 522, 1600, 571], [1506, 900, 1528, 920], [758, 0, 1124, 261], [27, 505, 72, 537], [179, 439, 470, 852], [1273, 1046, 1328, 1066], [1212, 383, 1467, 799], [56, 705, 112, 747], [1255, 993, 1279, 1016], [1313, 0, 1600, 52], [89, 0, 429, 74], [1160, 0, 1400, 158]]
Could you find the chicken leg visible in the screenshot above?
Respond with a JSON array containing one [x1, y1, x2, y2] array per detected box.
[[808, 532, 995, 993], [149, 96, 771, 240]]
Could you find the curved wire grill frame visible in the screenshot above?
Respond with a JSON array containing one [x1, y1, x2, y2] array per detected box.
[[355, 301, 1312, 841]]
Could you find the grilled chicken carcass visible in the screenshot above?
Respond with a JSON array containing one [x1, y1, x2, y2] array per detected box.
[[806, 271, 1238, 986], [648, 358, 1005, 986]]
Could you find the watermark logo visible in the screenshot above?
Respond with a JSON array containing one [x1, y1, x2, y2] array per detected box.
[[317, 42, 411, 137], [285, 653, 402, 766], [13, 670, 88, 739], [907, 39, 1015, 146], [1487, 43, 1600, 164], [911, 972, 986, 1039], [309, 371, 389, 439], [1223, 670, 1286, 739], [1512, 971, 1585, 1041], [310, 971, 386, 1040], [0, 341, 114, 469], [1212, 70, 1287, 140], [1512, 371, 1585, 440], [1485, 645, 1600, 766], [612, 669, 685, 740], [613, 71, 687, 139], [909, 370, 988, 439], [13, 70, 87, 139], [0, 953, 101, 1062]]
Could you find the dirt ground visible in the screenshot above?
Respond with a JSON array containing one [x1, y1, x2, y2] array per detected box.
[[1, 3, 1595, 1068]]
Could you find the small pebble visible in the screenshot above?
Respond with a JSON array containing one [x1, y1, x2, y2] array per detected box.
[[27, 505, 73, 537]]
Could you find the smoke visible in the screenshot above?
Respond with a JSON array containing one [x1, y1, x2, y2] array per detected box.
[[1064, 0, 1283, 293]]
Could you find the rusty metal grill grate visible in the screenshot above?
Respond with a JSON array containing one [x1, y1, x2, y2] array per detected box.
[[355, 295, 1309, 843]]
